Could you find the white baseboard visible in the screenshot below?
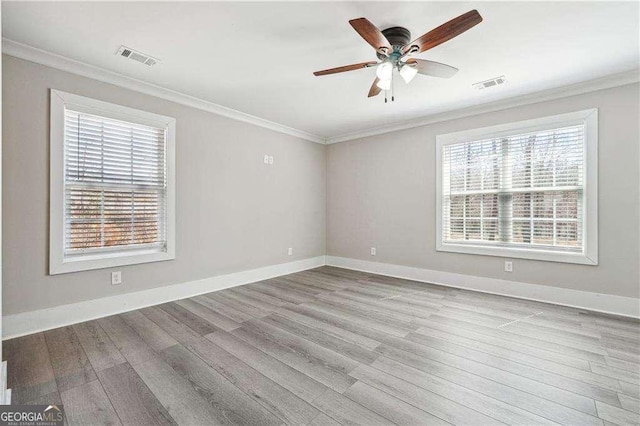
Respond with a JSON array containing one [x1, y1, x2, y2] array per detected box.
[[4, 254, 637, 339], [326, 256, 640, 319], [3, 256, 326, 340]]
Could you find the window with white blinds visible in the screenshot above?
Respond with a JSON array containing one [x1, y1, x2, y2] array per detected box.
[[64, 110, 167, 254], [50, 90, 176, 274], [436, 110, 598, 265]]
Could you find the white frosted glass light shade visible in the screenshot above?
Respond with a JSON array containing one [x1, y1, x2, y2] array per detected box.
[[400, 64, 418, 83], [376, 62, 393, 80], [376, 78, 391, 90]]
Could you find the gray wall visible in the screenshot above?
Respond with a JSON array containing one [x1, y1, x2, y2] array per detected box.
[[3, 53, 638, 317], [2, 55, 326, 315], [327, 83, 640, 299]]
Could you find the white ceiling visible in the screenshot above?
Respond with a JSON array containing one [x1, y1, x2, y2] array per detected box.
[[3, 1, 639, 139]]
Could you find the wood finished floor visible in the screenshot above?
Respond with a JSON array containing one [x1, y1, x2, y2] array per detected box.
[[4, 266, 640, 425]]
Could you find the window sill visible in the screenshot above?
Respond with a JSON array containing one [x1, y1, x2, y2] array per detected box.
[[437, 242, 598, 265], [50, 249, 175, 275]]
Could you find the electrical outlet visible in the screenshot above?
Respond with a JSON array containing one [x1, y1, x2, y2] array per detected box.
[[111, 271, 122, 285], [268, 156, 274, 165], [504, 261, 513, 272], [263, 155, 269, 164], [288, 247, 293, 256], [370, 247, 376, 256]]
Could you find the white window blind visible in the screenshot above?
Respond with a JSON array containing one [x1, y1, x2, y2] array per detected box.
[[442, 125, 585, 253], [64, 109, 167, 257]]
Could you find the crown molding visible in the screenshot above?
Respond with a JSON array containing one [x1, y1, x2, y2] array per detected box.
[[326, 69, 640, 144], [2, 38, 326, 144], [3, 38, 638, 147]]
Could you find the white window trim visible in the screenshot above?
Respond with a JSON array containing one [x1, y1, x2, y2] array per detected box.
[[435, 109, 598, 265], [50, 89, 176, 274]]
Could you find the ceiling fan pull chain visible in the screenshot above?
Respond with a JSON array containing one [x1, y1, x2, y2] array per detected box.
[[392, 72, 395, 102]]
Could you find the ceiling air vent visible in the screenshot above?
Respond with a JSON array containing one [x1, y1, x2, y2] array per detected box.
[[116, 46, 159, 67], [473, 76, 507, 90]]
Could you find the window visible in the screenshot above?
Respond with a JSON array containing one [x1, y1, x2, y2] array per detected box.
[[436, 109, 597, 265], [50, 90, 175, 274]]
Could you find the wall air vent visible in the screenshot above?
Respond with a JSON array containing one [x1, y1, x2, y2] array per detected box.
[[473, 75, 507, 90], [116, 46, 159, 67]]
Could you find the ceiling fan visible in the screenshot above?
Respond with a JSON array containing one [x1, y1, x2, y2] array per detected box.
[[313, 10, 483, 102]]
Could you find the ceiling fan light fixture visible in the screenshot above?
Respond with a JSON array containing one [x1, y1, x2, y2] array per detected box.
[[313, 10, 483, 100], [376, 78, 391, 91], [400, 64, 418, 83], [376, 62, 393, 81]]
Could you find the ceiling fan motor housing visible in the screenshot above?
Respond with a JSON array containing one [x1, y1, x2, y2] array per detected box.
[[378, 26, 411, 58]]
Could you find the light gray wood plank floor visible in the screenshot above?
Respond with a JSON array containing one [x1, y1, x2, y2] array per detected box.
[[4, 266, 640, 425]]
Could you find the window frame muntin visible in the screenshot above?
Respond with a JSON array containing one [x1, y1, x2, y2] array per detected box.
[[435, 109, 598, 265], [50, 89, 176, 274]]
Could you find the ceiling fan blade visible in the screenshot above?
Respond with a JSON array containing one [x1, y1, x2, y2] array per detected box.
[[349, 18, 392, 52], [313, 61, 377, 76], [406, 59, 458, 78], [368, 77, 382, 97], [403, 10, 482, 54]]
